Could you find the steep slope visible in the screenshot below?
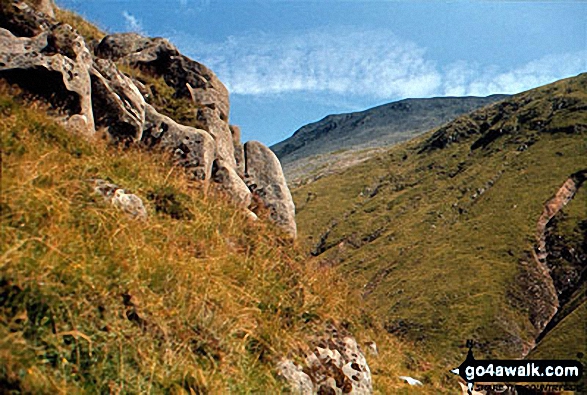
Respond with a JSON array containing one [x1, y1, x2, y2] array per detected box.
[[293, 73, 587, 363], [272, 95, 507, 183], [0, 2, 466, 394]]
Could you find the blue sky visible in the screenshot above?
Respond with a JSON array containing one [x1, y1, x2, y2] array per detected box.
[[56, 0, 586, 146]]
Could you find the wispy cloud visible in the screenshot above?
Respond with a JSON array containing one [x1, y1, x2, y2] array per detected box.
[[169, 27, 585, 100], [122, 11, 144, 34], [442, 52, 586, 97], [173, 28, 442, 98]]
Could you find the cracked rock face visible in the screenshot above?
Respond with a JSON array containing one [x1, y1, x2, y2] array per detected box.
[[278, 324, 373, 394], [95, 33, 230, 121], [0, 23, 95, 133], [91, 59, 146, 142], [244, 141, 297, 238], [143, 104, 215, 181]]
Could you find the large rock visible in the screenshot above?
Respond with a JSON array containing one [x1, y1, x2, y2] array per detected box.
[[0, 0, 53, 37], [29, 0, 54, 18], [230, 125, 245, 177], [244, 141, 296, 238], [0, 24, 94, 133], [142, 105, 215, 181], [212, 159, 252, 208], [95, 33, 230, 121], [278, 324, 372, 394], [90, 59, 146, 142], [196, 107, 236, 167], [91, 179, 148, 220]]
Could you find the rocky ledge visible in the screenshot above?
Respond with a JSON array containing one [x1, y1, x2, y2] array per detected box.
[[0, 0, 296, 238]]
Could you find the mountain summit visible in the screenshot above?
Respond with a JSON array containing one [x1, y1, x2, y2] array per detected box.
[[271, 95, 507, 183]]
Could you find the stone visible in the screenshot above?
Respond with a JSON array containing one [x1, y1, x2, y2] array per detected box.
[[0, 25, 95, 133], [364, 341, 378, 356], [0, 0, 53, 37], [278, 324, 373, 394], [276, 359, 314, 395], [244, 210, 258, 222], [95, 33, 230, 121], [230, 125, 245, 177], [196, 107, 236, 167], [90, 58, 146, 142], [30, 0, 54, 18], [244, 141, 296, 238], [142, 104, 215, 181], [91, 179, 147, 220], [94, 33, 154, 61], [212, 159, 252, 208]]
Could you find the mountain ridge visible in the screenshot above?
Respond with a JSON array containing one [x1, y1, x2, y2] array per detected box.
[[271, 94, 508, 183]]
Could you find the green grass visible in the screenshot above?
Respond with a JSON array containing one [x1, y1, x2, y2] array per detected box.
[[293, 74, 587, 366]]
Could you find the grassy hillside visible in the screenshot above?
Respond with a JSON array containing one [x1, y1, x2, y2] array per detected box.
[[0, 78, 461, 393], [293, 74, 587, 364]]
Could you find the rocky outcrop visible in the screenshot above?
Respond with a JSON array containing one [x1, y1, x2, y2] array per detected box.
[[0, 23, 94, 133], [95, 33, 229, 120], [229, 125, 245, 177], [278, 324, 372, 394], [33, 0, 54, 18], [91, 59, 146, 142], [0, 0, 53, 37], [196, 106, 236, 167], [142, 104, 216, 181], [0, 2, 297, 237], [244, 141, 297, 238]]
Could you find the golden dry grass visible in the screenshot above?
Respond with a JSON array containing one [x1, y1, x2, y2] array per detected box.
[[0, 81, 458, 393]]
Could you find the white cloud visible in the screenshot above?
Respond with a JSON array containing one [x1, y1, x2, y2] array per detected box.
[[122, 11, 144, 34], [168, 27, 585, 100], [442, 52, 587, 97], [172, 28, 442, 99]]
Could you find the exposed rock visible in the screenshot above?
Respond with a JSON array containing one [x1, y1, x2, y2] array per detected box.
[[142, 104, 215, 181], [95, 33, 230, 121], [94, 33, 154, 61], [364, 341, 378, 357], [535, 171, 587, 263], [91, 179, 148, 220], [244, 141, 296, 238], [230, 125, 245, 177], [278, 324, 372, 394], [276, 359, 314, 395], [245, 210, 258, 222], [196, 106, 236, 167], [0, 0, 53, 37], [0, 25, 95, 132], [29, 0, 54, 18], [212, 160, 252, 208], [90, 58, 146, 142]]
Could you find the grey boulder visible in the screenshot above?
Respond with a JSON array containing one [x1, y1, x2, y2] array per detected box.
[[143, 105, 215, 181], [0, 25, 94, 133], [212, 159, 252, 208], [90, 58, 146, 142], [244, 141, 296, 238]]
